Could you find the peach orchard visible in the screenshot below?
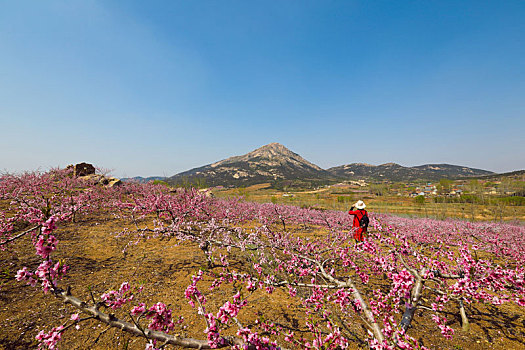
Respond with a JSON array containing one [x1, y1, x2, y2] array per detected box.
[[1, 169, 524, 349]]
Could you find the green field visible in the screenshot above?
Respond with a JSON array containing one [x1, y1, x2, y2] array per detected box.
[[213, 181, 525, 222]]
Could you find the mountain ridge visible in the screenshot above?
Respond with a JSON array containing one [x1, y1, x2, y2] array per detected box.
[[166, 143, 496, 187], [328, 162, 493, 182], [121, 176, 166, 184]]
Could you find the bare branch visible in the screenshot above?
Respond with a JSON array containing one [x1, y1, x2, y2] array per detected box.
[[398, 254, 419, 278], [53, 288, 248, 349], [0, 225, 41, 246], [92, 325, 112, 346]]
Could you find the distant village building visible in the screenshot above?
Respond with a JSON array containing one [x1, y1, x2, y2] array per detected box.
[[423, 185, 437, 195], [448, 189, 462, 196], [484, 187, 497, 195]]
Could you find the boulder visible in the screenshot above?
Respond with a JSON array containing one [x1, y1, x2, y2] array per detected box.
[[67, 163, 96, 177], [80, 174, 105, 185], [108, 177, 122, 187], [78, 173, 122, 187], [67, 163, 122, 187], [198, 188, 214, 198]]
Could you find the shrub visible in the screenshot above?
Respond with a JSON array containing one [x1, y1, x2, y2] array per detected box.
[[499, 196, 525, 206], [414, 195, 425, 205], [337, 196, 352, 203]]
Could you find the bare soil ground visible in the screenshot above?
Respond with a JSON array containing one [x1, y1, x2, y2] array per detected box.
[[1, 212, 524, 349]]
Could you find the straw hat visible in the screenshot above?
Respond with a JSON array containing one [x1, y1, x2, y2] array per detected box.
[[355, 200, 366, 209]]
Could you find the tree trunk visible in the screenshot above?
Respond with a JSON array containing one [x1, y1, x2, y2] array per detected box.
[[400, 268, 427, 331], [400, 304, 417, 330], [459, 300, 470, 332]]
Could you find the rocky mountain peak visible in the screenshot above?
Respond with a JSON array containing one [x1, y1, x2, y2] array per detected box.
[[248, 142, 297, 159], [170, 143, 329, 187], [208, 143, 322, 170]]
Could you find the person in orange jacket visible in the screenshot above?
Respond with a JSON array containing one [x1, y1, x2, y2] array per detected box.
[[348, 200, 368, 242]]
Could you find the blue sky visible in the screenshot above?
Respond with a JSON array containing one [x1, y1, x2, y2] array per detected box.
[[1, 1, 523, 177]]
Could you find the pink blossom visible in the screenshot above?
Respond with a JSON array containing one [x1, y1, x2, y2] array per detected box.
[[36, 326, 64, 349]]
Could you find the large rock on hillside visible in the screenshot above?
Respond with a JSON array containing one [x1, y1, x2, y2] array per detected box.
[[80, 174, 122, 187], [67, 162, 96, 177], [66, 163, 121, 187]]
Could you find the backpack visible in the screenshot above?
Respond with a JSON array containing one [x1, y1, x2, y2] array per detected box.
[[358, 211, 369, 229]]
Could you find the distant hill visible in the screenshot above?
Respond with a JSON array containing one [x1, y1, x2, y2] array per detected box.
[[121, 176, 166, 183], [167, 143, 334, 188], [327, 163, 494, 182], [164, 143, 496, 188], [473, 169, 525, 181]]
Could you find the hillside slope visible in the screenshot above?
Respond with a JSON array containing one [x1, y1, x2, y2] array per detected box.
[[167, 143, 333, 187], [327, 162, 493, 181]]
